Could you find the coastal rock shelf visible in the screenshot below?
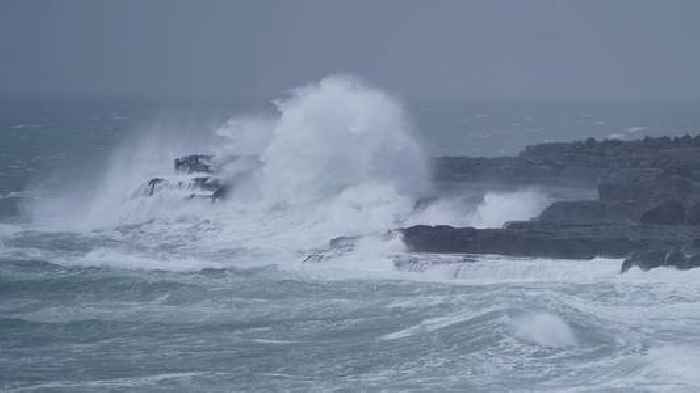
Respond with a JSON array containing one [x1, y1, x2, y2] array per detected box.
[[422, 135, 700, 272], [401, 223, 700, 272]]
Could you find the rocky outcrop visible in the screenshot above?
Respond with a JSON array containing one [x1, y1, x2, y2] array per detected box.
[[639, 200, 686, 225], [401, 222, 699, 260], [140, 154, 262, 201], [434, 135, 700, 188], [415, 135, 700, 273], [621, 247, 700, 272], [431, 156, 584, 186], [140, 154, 227, 200], [597, 168, 700, 223], [174, 154, 214, 173]]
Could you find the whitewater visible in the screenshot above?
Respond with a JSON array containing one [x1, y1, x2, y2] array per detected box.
[[2, 76, 700, 392]]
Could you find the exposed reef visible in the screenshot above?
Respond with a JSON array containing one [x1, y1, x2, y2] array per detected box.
[[139, 154, 259, 201], [411, 135, 700, 272]]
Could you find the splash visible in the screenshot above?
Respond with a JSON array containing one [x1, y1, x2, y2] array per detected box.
[[26, 75, 432, 267], [220, 75, 429, 205], [408, 189, 550, 228], [468, 189, 550, 228], [204, 75, 430, 257], [512, 312, 578, 347], [24, 75, 555, 271]]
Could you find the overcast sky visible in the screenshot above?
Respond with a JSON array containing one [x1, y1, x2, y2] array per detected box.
[[2, 0, 699, 101]]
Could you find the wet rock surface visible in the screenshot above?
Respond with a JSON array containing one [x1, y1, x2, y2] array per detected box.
[[174, 154, 214, 173], [621, 247, 700, 272], [419, 135, 700, 272], [402, 223, 699, 260], [141, 154, 260, 201]]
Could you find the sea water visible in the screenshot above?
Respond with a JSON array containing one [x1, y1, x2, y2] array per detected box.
[[2, 77, 700, 392]]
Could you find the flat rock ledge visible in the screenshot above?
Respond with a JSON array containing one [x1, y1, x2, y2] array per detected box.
[[400, 223, 700, 273]]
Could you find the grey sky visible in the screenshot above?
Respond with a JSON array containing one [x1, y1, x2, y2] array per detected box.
[[2, 0, 699, 100]]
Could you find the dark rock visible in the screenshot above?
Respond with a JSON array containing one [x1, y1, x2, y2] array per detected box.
[[684, 254, 700, 270], [665, 248, 686, 268], [147, 178, 166, 196], [432, 156, 600, 187], [211, 184, 231, 201], [192, 177, 221, 191], [598, 168, 664, 205], [162, 136, 700, 274], [174, 154, 214, 173], [143, 154, 257, 201], [435, 135, 700, 191], [600, 170, 695, 206], [303, 236, 362, 263], [329, 236, 360, 251], [639, 200, 686, 225], [403, 222, 700, 262], [620, 247, 700, 272], [401, 225, 477, 253], [686, 203, 700, 225]]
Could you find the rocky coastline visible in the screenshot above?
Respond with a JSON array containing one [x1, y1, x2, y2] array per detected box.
[[405, 135, 700, 273]]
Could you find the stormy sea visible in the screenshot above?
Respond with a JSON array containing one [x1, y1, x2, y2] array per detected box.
[[2, 76, 700, 392]]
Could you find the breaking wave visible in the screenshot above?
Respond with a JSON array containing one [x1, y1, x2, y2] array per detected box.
[[22, 75, 551, 271], [512, 312, 578, 347], [407, 189, 550, 228], [24, 75, 440, 268]]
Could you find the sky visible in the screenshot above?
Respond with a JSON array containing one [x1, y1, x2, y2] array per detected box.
[[1, 0, 700, 101]]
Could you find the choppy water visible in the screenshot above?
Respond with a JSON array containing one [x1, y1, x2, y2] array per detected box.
[[2, 78, 700, 392]]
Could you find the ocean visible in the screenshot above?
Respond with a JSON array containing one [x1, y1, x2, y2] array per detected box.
[[2, 77, 700, 392]]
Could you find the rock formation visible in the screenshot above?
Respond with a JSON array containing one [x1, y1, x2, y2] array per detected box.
[[410, 135, 700, 272]]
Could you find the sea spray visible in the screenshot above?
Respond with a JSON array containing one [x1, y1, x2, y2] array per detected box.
[[512, 312, 578, 347], [26, 75, 434, 266], [468, 189, 551, 228], [212, 75, 430, 206], [407, 189, 550, 228], [25, 117, 218, 229], [203, 75, 431, 260]]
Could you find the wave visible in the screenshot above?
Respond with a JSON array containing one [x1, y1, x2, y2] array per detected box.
[[511, 312, 578, 347], [20, 75, 551, 272], [18, 76, 426, 267]]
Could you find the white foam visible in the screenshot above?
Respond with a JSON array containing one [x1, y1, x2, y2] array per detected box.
[[63, 247, 225, 272], [6, 372, 205, 392], [380, 309, 483, 340], [512, 312, 578, 347], [406, 195, 476, 227], [407, 189, 550, 228], [0, 223, 22, 238], [16, 76, 598, 278], [24, 75, 434, 270], [646, 346, 700, 387], [607, 133, 627, 140], [625, 126, 647, 134], [252, 339, 302, 345], [467, 189, 551, 228], [433, 255, 622, 284]]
